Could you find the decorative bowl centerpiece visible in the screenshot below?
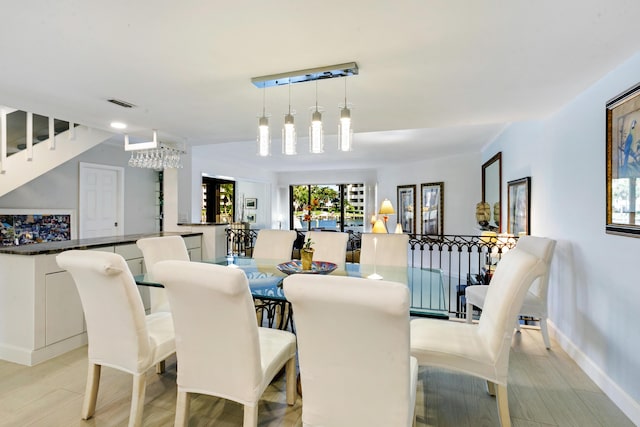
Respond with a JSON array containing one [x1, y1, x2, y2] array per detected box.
[[276, 260, 338, 275]]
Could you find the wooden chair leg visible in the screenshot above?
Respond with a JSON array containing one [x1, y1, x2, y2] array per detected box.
[[82, 362, 101, 419], [496, 384, 511, 427], [465, 302, 473, 323], [486, 380, 496, 396], [243, 403, 259, 427], [174, 390, 190, 427], [129, 374, 147, 427], [285, 357, 296, 405], [540, 317, 551, 349]]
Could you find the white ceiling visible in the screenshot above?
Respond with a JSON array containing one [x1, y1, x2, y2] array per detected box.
[[1, 1, 640, 172]]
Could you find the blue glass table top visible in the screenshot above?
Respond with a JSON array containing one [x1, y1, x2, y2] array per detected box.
[[134, 257, 448, 318]]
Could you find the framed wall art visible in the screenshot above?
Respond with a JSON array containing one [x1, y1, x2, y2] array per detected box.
[[244, 198, 257, 210], [246, 213, 256, 223], [420, 182, 444, 235], [397, 185, 416, 234], [507, 177, 531, 235], [606, 82, 640, 236]]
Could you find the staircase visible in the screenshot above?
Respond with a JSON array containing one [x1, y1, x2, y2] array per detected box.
[[0, 109, 114, 197]]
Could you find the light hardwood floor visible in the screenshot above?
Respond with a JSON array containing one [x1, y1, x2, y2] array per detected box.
[[0, 326, 633, 427]]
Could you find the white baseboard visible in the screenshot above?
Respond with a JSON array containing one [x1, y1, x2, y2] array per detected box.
[[548, 320, 640, 425], [0, 333, 87, 366]]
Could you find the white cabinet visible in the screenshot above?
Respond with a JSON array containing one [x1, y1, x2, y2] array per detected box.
[[184, 235, 202, 261], [45, 270, 84, 346]]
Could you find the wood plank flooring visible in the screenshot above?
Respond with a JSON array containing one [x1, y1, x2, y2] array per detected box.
[[0, 326, 633, 427]]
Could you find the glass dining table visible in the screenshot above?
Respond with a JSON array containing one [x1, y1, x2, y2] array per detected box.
[[134, 256, 449, 330]]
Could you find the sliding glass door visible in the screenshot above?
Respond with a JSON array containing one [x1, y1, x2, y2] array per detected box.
[[290, 183, 364, 232]]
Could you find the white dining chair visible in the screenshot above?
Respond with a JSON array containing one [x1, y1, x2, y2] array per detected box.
[[304, 230, 349, 267], [56, 250, 176, 427], [359, 232, 409, 267], [465, 235, 557, 348], [152, 260, 297, 427], [136, 235, 190, 313], [252, 229, 297, 262], [411, 247, 546, 427], [284, 274, 418, 427]]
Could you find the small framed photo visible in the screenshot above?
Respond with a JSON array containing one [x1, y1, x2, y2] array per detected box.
[[245, 198, 257, 210], [246, 213, 256, 223], [507, 177, 531, 235], [397, 185, 416, 234]]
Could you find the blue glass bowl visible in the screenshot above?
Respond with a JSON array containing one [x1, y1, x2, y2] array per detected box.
[[276, 260, 338, 275]]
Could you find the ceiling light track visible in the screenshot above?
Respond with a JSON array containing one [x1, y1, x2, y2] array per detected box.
[[251, 62, 358, 88]]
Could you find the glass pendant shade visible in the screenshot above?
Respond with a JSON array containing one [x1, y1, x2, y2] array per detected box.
[[257, 116, 270, 156], [282, 113, 296, 155], [338, 106, 352, 151], [309, 110, 323, 153]]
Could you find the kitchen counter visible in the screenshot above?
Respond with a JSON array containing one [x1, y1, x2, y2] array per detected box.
[[0, 232, 202, 366], [0, 231, 202, 255]]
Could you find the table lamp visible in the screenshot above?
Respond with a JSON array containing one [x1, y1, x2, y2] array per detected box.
[[372, 219, 387, 233], [378, 199, 395, 232]]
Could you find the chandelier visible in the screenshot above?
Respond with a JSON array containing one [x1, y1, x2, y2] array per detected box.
[[251, 62, 358, 156], [124, 130, 184, 169]]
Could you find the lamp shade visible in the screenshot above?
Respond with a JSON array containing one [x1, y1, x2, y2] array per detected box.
[[372, 219, 387, 233], [394, 223, 403, 234], [379, 199, 395, 215]]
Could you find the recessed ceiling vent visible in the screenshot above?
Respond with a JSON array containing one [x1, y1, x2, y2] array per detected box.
[[107, 98, 136, 108]]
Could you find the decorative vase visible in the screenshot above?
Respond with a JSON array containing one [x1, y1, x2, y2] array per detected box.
[[301, 249, 314, 270]]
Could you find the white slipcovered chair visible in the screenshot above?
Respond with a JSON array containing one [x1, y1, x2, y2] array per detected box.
[[304, 230, 349, 267], [136, 235, 190, 313], [284, 274, 418, 427], [410, 248, 546, 427], [56, 250, 175, 427], [152, 260, 297, 427], [252, 229, 297, 262], [359, 232, 409, 267], [465, 235, 557, 348]]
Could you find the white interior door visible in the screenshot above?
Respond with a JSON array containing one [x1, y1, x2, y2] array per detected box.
[[79, 162, 124, 238]]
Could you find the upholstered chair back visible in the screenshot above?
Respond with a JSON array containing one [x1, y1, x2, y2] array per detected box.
[[304, 231, 349, 267], [359, 233, 409, 267], [284, 274, 417, 427], [252, 229, 297, 262], [56, 250, 154, 373], [153, 260, 265, 402], [477, 248, 546, 382], [137, 235, 190, 312], [513, 235, 556, 298]]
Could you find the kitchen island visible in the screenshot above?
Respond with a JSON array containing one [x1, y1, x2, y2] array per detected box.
[[0, 232, 202, 366]]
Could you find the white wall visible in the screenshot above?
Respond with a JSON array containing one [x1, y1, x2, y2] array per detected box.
[[484, 53, 640, 423], [377, 150, 481, 234], [0, 143, 158, 235]]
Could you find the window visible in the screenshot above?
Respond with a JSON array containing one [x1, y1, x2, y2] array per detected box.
[[290, 183, 364, 232], [202, 177, 235, 223]]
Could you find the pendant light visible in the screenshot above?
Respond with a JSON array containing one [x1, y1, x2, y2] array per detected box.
[[257, 87, 270, 156], [338, 77, 353, 152], [309, 81, 324, 154], [282, 81, 297, 155]]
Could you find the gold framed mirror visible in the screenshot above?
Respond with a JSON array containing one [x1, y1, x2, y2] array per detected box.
[[481, 152, 502, 232]]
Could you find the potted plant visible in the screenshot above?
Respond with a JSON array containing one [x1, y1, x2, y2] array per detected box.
[[301, 238, 315, 270]]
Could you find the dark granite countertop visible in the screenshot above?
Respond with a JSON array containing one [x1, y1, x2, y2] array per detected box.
[[0, 231, 202, 256]]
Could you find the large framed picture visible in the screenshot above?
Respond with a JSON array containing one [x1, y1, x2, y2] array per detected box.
[[397, 185, 416, 234], [507, 177, 531, 235], [606, 83, 640, 236], [420, 182, 444, 235]]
